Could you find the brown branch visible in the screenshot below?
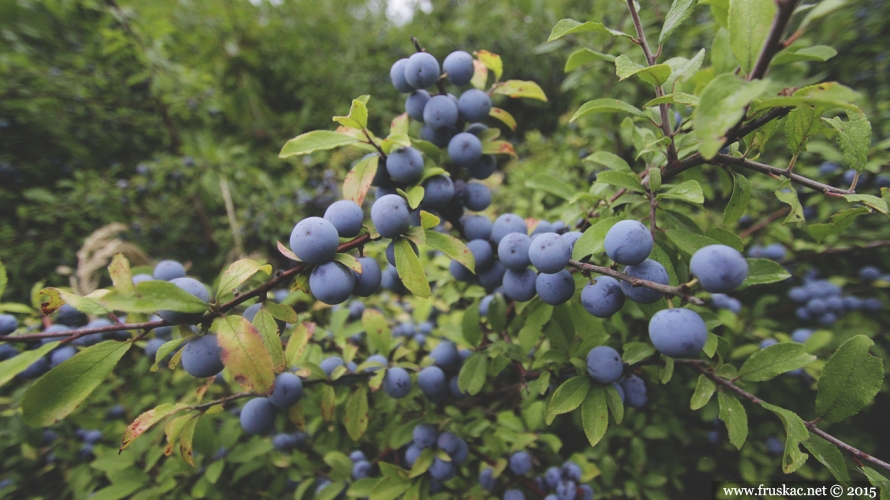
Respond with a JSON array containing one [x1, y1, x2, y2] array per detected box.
[[677, 359, 890, 473], [738, 207, 791, 239], [624, 0, 678, 164], [665, 107, 793, 178], [748, 0, 802, 81], [712, 154, 854, 195], [1, 234, 374, 344], [361, 129, 387, 161], [189, 392, 254, 412], [568, 260, 705, 306]]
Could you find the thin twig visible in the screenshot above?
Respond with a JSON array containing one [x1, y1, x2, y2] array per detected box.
[[568, 260, 705, 305], [1, 234, 373, 344], [189, 392, 254, 412], [712, 154, 853, 195], [677, 359, 890, 473], [738, 207, 791, 239], [624, 0, 678, 164]]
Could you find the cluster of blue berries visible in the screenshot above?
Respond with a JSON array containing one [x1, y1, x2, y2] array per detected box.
[[788, 270, 883, 325], [404, 424, 469, 487]]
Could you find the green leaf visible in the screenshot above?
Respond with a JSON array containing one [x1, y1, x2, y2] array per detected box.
[[475, 50, 503, 80], [861, 468, 890, 499], [815, 335, 884, 423], [585, 151, 632, 172], [332, 253, 363, 274], [100, 280, 209, 315], [409, 448, 435, 479], [569, 99, 644, 122], [362, 309, 392, 355], [572, 216, 621, 260], [279, 130, 360, 158], [332, 97, 369, 129], [693, 73, 770, 158], [264, 302, 297, 324], [548, 19, 632, 41], [342, 154, 379, 206], [705, 227, 744, 252], [690, 375, 716, 410], [604, 383, 624, 424], [0, 259, 6, 299], [252, 308, 286, 373], [728, 0, 777, 74], [216, 259, 272, 301], [844, 194, 888, 214], [802, 436, 850, 485], [772, 45, 837, 65], [21, 341, 131, 427], [284, 322, 312, 369], [643, 93, 700, 108], [458, 353, 487, 396], [665, 49, 706, 90], [823, 108, 872, 172], [565, 48, 616, 72], [179, 413, 200, 466], [344, 386, 369, 441], [368, 478, 411, 500], [461, 300, 483, 346], [622, 342, 656, 365], [738, 258, 791, 288], [664, 228, 721, 256], [774, 179, 806, 225], [614, 55, 672, 86], [151, 338, 186, 372], [389, 112, 409, 136], [0, 341, 58, 389], [761, 402, 810, 473], [213, 315, 275, 393], [40, 287, 110, 316], [648, 167, 662, 192], [596, 170, 645, 192], [108, 253, 134, 295], [518, 301, 552, 354], [717, 392, 748, 450], [489, 108, 517, 130], [724, 171, 751, 225], [738, 342, 815, 381], [424, 231, 474, 273], [548, 376, 591, 417], [581, 385, 608, 447], [480, 140, 517, 157], [808, 207, 869, 243], [492, 80, 547, 101], [660, 0, 698, 44], [394, 239, 430, 298], [420, 210, 440, 230], [657, 180, 705, 205], [525, 174, 575, 199], [756, 82, 860, 113], [120, 403, 189, 451], [320, 384, 336, 422], [404, 186, 424, 210]]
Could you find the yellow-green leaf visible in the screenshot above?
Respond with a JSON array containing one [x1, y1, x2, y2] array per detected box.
[[279, 131, 360, 158], [491, 80, 547, 101], [213, 315, 275, 393], [216, 259, 272, 301]]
